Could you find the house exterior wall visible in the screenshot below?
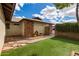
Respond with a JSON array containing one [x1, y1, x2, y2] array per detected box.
[[0, 4, 5, 54], [22, 21, 25, 36], [6, 22, 23, 36], [56, 31, 79, 40], [33, 22, 49, 35], [6, 19, 53, 37]]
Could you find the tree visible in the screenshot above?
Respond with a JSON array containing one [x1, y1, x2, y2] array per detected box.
[[54, 3, 71, 9], [76, 3, 79, 22]]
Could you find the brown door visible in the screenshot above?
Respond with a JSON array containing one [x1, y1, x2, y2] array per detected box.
[[44, 26, 50, 35], [24, 21, 33, 37]]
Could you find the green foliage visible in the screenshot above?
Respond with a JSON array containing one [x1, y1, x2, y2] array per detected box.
[[56, 23, 79, 33], [54, 3, 72, 9]]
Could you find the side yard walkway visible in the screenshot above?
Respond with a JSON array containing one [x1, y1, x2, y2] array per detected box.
[[2, 35, 54, 51]]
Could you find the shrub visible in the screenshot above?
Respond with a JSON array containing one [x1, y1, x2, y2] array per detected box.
[[56, 23, 79, 33]]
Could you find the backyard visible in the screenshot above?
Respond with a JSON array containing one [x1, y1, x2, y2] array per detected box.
[[1, 37, 79, 56]]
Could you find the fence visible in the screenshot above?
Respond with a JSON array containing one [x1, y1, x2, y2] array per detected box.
[[55, 23, 79, 40]]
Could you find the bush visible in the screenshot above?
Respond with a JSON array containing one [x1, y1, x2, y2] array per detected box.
[[56, 23, 79, 33]]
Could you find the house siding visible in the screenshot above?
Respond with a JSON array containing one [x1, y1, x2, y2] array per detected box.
[[6, 22, 23, 36], [0, 4, 5, 54], [6, 20, 53, 37], [33, 22, 49, 35]]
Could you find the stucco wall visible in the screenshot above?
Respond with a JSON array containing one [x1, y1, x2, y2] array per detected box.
[[6, 22, 23, 36], [0, 4, 5, 54], [33, 22, 49, 35], [56, 31, 79, 40]]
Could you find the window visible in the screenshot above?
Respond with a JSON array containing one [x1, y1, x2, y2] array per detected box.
[[6, 23, 10, 29]]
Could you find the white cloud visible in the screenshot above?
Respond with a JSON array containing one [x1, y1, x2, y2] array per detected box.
[[65, 12, 76, 16], [19, 3, 24, 7], [15, 3, 24, 11], [49, 19, 57, 24], [16, 16, 22, 18], [14, 4, 77, 23], [22, 16, 26, 18], [41, 5, 56, 13], [32, 5, 65, 23], [33, 5, 58, 20], [14, 3, 25, 16], [40, 5, 56, 16], [15, 4, 20, 11], [62, 4, 76, 16], [49, 19, 64, 24], [42, 4, 77, 23], [32, 14, 45, 19], [63, 19, 77, 23]]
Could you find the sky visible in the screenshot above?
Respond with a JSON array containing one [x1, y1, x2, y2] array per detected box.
[[13, 3, 77, 24]]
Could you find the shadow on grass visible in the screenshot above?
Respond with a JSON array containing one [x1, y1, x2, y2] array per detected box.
[[50, 36, 79, 45]]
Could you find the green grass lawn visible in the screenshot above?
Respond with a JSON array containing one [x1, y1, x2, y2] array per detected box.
[[1, 37, 79, 56]]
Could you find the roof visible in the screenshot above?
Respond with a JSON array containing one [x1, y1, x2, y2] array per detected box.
[[10, 18, 53, 25], [20, 18, 53, 25], [32, 17, 42, 20], [1, 3, 16, 21]]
